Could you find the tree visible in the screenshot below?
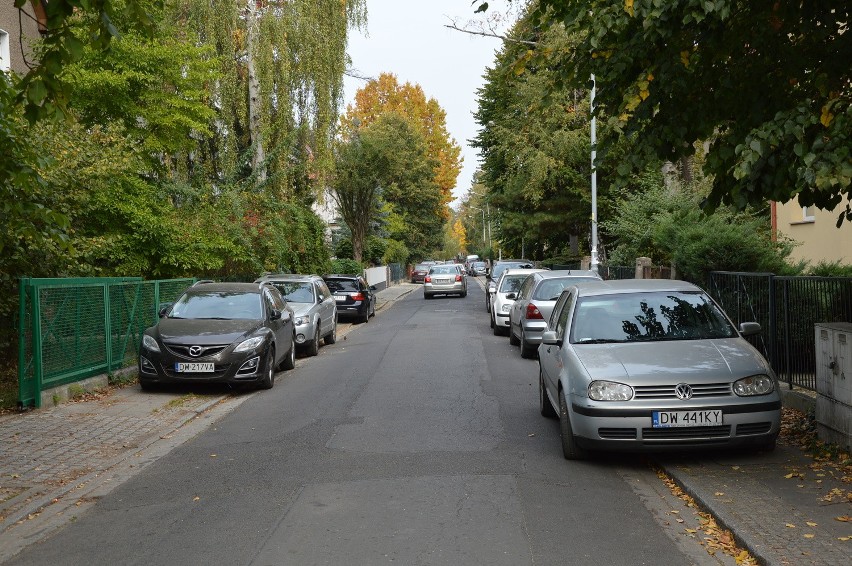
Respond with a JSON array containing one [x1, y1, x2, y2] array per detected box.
[[341, 73, 462, 213], [529, 0, 852, 224], [332, 113, 442, 262]]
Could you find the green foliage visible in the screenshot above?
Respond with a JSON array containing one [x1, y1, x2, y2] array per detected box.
[[330, 258, 364, 276], [806, 261, 852, 278], [534, 0, 852, 224], [383, 239, 410, 265], [603, 171, 795, 284]]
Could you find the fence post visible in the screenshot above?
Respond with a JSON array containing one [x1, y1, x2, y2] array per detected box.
[[31, 285, 43, 408], [635, 257, 652, 279], [782, 279, 792, 389], [17, 278, 30, 407], [104, 282, 113, 373], [767, 274, 780, 387]]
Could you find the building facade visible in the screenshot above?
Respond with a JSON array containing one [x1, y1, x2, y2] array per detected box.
[[774, 197, 852, 266], [0, 1, 43, 75]]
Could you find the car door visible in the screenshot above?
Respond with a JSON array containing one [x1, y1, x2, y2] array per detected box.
[[315, 281, 335, 335], [264, 289, 290, 358], [511, 275, 536, 335], [540, 291, 575, 397]]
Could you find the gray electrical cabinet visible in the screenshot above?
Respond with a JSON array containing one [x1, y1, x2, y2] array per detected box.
[[815, 322, 852, 452]]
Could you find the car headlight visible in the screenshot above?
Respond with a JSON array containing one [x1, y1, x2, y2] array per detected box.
[[294, 316, 307, 326], [142, 335, 161, 353], [488, 283, 496, 292], [234, 336, 265, 353], [588, 380, 634, 401], [501, 304, 511, 312], [733, 375, 774, 396]]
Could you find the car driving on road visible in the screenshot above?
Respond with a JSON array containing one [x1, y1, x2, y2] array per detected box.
[[424, 264, 467, 299], [538, 279, 781, 459]]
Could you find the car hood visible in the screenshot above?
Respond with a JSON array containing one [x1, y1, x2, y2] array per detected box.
[[286, 302, 313, 317], [154, 318, 263, 346], [574, 339, 770, 382]]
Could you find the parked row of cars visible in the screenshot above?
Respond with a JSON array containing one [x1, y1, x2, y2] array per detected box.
[[138, 273, 377, 391], [482, 263, 782, 460]]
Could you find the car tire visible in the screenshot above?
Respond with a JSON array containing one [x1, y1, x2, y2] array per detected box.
[[509, 325, 520, 346], [371, 300, 376, 317], [281, 338, 296, 370], [757, 435, 778, 452], [424, 293, 432, 300], [520, 328, 535, 359], [306, 326, 320, 357], [485, 297, 491, 313], [360, 307, 369, 324], [490, 313, 495, 329], [139, 380, 159, 392], [559, 390, 588, 460], [324, 322, 337, 345], [461, 290, 467, 298], [540, 369, 557, 419], [259, 347, 275, 389]]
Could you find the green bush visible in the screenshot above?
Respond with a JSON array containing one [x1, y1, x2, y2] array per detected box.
[[330, 258, 363, 275], [807, 261, 852, 277], [383, 239, 409, 265]]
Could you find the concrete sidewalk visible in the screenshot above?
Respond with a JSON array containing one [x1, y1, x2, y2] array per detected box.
[[2, 279, 850, 565]]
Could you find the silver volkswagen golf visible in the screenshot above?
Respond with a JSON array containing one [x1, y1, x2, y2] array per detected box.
[[538, 279, 781, 459]]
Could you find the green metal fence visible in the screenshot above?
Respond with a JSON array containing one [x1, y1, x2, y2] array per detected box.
[[18, 277, 194, 408]]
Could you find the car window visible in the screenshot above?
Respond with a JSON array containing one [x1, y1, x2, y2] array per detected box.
[[499, 274, 528, 293], [317, 281, 331, 301], [553, 291, 575, 340], [534, 277, 596, 301], [326, 279, 358, 292], [517, 275, 536, 300], [570, 291, 738, 344], [269, 281, 315, 303], [170, 291, 263, 320], [429, 265, 458, 275]]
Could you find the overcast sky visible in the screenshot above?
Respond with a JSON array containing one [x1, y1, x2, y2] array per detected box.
[[342, 0, 516, 207]]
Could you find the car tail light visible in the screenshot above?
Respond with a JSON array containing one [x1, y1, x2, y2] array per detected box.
[[525, 303, 543, 320], [424, 275, 432, 283], [455, 274, 462, 282], [351, 292, 366, 301]]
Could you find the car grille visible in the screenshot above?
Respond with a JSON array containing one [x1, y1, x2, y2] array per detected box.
[[642, 425, 731, 440], [598, 428, 637, 440], [736, 422, 772, 436], [633, 382, 732, 400], [164, 343, 228, 358]]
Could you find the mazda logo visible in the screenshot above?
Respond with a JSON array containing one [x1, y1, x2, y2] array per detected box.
[[675, 383, 693, 400], [188, 345, 204, 357]]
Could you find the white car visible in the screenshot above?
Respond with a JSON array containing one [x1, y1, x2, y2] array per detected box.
[[490, 268, 545, 335]]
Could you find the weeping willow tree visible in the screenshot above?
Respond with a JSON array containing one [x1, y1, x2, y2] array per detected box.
[[174, 0, 366, 200]]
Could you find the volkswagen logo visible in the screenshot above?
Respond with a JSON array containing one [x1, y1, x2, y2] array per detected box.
[[188, 345, 204, 357], [675, 383, 693, 400]]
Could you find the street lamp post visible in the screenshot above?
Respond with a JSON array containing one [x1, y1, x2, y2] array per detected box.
[[590, 74, 600, 274]]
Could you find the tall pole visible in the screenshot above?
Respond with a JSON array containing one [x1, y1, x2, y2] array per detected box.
[[590, 74, 600, 274]]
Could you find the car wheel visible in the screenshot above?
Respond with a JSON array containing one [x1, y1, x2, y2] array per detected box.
[[540, 369, 557, 418], [486, 297, 491, 313], [509, 324, 520, 346], [490, 312, 495, 329], [370, 300, 376, 317], [424, 293, 432, 300], [461, 290, 467, 298], [324, 322, 337, 345], [559, 390, 588, 460], [281, 337, 296, 370], [361, 307, 369, 323], [139, 380, 159, 392], [259, 347, 275, 389], [757, 435, 778, 452], [520, 328, 535, 359], [306, 326, 320, 357]]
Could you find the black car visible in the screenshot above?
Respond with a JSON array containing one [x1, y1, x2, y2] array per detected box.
[[323, 274, 376, 323], [138, 282, 296, 391], [485, 260, 534, 313]]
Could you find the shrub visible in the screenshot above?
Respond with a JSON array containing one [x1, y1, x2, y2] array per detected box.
[[330, 259, 363, 275]]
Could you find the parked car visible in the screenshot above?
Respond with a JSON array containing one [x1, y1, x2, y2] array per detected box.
[[485, 260, 534, 313], [424, 264, 467, 299], [470, 261, 488, 276], [509, 270, 601, 358], [255, 273, 337, 356], [490, 268, 546, 335], [138, 281, 296, 391], [538, 279, 781, 459], [323, 274, 376, 323], [410, 263, 431, 284]]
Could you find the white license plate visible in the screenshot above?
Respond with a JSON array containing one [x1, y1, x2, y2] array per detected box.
[[334, 296, 346, 302], [175, 362, 215, 373], [652, 410, 723, 428], [436, 279, 451, 284]]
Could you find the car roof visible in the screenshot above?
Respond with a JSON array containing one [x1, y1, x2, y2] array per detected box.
[[500, 268, 544, 278], [256, 273, 319, 283], [323, 274, 361, 279], [187, 282, 265, 294], [571, 279, 703, 297], [534, 269, 600, 280]]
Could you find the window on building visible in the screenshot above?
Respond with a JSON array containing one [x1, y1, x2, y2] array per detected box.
[[802, 205, 815, 222], [0, 29, 10, 72]]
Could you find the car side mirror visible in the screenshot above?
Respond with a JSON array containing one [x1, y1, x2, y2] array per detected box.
[[270, 309, 282, 320], [506, 292, 517, 300], [369, 285, 377, 291], [541, 330, 561, 347], [158, 303, 173, 317], [739, 322, 761, 337]]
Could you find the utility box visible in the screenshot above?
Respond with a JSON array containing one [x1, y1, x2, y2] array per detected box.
[[815, 322, 852, 452]]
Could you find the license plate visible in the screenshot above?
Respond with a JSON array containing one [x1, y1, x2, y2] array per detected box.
[[175, 362, 215, 373], [652, 410, 723, 428], [436, 279, 451, 284], [334, 296, 346, 302]]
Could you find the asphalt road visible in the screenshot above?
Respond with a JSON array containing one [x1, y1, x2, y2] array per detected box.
[[7, 281, 733, 566]]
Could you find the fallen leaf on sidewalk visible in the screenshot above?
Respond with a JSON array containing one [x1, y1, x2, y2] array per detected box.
[[193, 496, 200, 501], [806, 521, 817, 527], [835, 515, 851, 522], [714, 492, 725, 496], [804, 533, 815, 538], [838, 536, 850, 541], [786, 523, 796, 528]]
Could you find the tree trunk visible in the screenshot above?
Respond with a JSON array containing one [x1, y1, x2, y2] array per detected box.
[[246, 0, 266, 184]]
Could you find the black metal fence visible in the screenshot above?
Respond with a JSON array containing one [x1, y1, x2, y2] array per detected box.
[[601, 265, 635, 280], [707, 271, 852, 391], [388, 263, 404, 284]]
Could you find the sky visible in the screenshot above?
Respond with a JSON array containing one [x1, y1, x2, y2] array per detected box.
[[342, 0, 517, 207]]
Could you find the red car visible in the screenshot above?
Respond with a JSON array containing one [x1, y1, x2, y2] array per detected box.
[[410, 263, 432, 284]]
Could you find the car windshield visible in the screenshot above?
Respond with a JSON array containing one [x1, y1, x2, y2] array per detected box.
[[499, 274, 529, 293], [414, 264, 429, 271], [570, 291, 737, 344], [534, 277, 596, 301], [169, 291, 262, 320], [430, 266, 458, 275], [269, 281, 314, 303], [492, 262, 533, 281], [326, 279, 359, 292]]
